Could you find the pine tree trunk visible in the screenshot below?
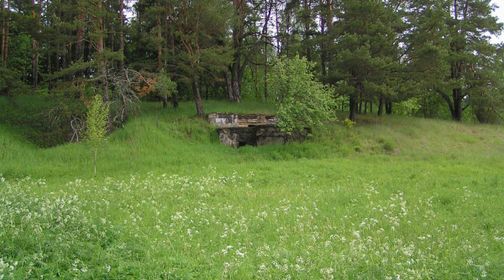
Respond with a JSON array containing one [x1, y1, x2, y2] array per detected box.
[[262, 0, 272, 101], [324, 0, 333, 74], [168, 14, 178, 109], [452, 88, 463, 121], [274, 0, 281, 52], [253, 62, 259, 99], [264, 55, 268, 101], [192, 76, 204, 117], [1, 0, 9, 67], [32, 39, 38, 88], [325, 0, 334, 32], [302, 0, 312, 61], [118, 0, 125, 70], [4, 1, 8, 66], [378, 97, 384, 116], [350, 81, 363, 121], [109, 25, 115, 54], [349, 94, 358, 121], [156, 15, 163, 71], [31, 0, 40, 89], [450, 1, 464, 121], [225, 71, 233, 100], [283, 7, 290, 56], [76, 11, 85, 61], [162, 96, 168, 108], [172, 93, 178, 109], [358, 91, 363, 113], [231, 68, 240, 102], [230, 0, 243, 102], [386, 101, 393, 115], [97, 0, 108, 101], [319, 0, 327, 77], [0, 0, 3, 66], [230, 61, 241, 102]]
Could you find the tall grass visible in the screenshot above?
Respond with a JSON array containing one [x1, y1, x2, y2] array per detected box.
[[1, 99, 504, 278], [1, 100, 503, 182]]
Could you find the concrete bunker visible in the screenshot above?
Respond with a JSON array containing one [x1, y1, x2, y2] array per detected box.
[[208, 113, 308, 148]]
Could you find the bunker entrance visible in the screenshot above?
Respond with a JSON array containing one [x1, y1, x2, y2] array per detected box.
[[208, 113, 307, 148]]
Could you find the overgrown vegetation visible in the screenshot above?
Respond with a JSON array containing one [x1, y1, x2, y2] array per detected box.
[[1, 100, 504, 278], [0, 0, 503, 123], [155, 70, 178, 109], [1, 0, 504, 277], [0, 96, 86, 147], [269, 56, 335, 133]]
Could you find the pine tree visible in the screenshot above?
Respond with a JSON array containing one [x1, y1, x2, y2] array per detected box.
[[408, 0, 502, 121], [173, 0, 233, 116], [331, 0, 403, 121]]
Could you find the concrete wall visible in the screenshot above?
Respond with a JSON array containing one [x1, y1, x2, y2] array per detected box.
[[209, 113, 307, 148]]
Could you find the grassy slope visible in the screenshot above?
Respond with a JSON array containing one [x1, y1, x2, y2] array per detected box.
[[1, 100, 504, 278], [2, 100, 503, 181]]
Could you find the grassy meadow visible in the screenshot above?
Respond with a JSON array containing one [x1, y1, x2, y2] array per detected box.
[[1, 99, 504, 279]]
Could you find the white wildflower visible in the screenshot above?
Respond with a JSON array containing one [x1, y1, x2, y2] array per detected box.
[[235, 250, 245, 258], [352, 231, 361, 239], [320, 267, 334, 280]]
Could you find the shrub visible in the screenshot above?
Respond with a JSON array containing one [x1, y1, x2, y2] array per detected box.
[[269, 56, 335, 134], [383, 141, 395, 153], [343, 118, 356, 129], [0, 95, 86, 147], [86, 95, 109, 176], [395, 97, 421, 116], [155, 70, 177, 108]]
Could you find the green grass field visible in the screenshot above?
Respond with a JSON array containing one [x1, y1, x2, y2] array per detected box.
[[1, 100, 504, 279]]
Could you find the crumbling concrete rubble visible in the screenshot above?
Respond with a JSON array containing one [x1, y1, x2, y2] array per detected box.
[[208, 113, 308, 148]]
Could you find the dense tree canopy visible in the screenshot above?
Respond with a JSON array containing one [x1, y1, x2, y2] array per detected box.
[[0, 0, 503, 123]]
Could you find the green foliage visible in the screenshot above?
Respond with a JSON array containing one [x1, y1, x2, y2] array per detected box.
[[46, 60, 95, 81], [269, 56, 335, 133], [1, 0, 502, 122], [330, 0, 404, 120], [343, 118, 356, 129], [2, 100, 504, 179], [5, 34, 32, 81], [1, 101, 504, 278], [86, 95, 109, 176], [0, 96, 86, 147], [468, 47, 504, 124], [240, 67, 261, 100], [395, 98, 421, 116], [407, 0, 503, 121], [170, 0, 233, 79], [155, 70, 177, 99], [86, 95, 109, 145], [0, 67, 28, 96]]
